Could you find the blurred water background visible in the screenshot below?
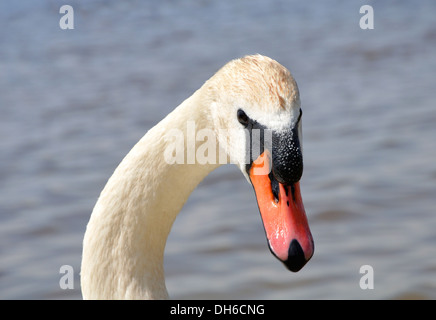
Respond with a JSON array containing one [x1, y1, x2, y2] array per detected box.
[[1, 0, 436, 299]]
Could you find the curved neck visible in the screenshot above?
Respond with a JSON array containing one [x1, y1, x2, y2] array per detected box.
[[81, 88, 220, 299]]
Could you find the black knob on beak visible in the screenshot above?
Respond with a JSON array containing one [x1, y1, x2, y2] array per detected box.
[[272, 127, 303, 185]]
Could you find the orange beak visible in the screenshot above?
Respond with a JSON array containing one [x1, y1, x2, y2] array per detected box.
[[249, 151, 314, 272]]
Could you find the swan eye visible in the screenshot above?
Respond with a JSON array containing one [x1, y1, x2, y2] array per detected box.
[[237, 109, 250, 127]]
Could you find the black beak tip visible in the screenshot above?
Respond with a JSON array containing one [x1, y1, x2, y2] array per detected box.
[[283, 239, 309, 272]]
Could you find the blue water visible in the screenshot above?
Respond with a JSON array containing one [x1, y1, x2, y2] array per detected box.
[[1, 0, 436, 299]]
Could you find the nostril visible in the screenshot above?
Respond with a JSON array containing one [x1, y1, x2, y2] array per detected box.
[[268, 171, 280, 203], [283, 239, 307, 272]]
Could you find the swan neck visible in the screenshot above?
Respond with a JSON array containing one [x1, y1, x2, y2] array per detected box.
[[81, 89, 219, 299]]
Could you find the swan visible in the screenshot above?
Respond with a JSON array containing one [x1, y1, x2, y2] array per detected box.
[[81, 54, 314, 299]]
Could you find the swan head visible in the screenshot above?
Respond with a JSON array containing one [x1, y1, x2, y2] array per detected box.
[[208, 55, 314, 272]]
